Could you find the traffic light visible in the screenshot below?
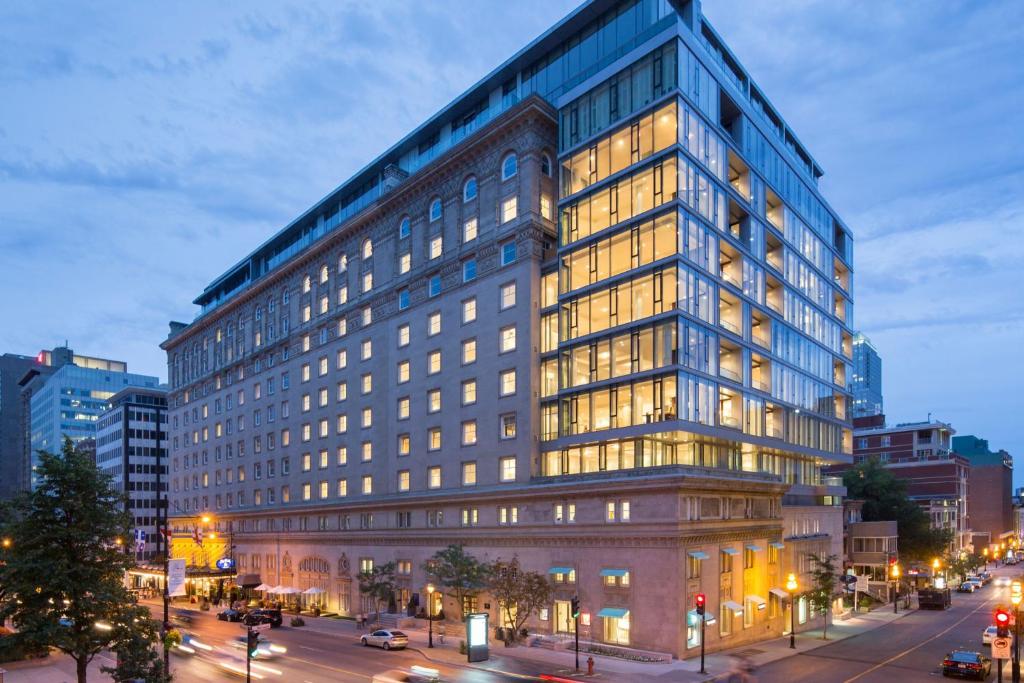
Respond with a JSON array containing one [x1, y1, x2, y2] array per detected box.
[[695, 593, 706, 616], [571, 596, 580, 619], [995, 609, 1011, 638], [247, 629, 260, 658]]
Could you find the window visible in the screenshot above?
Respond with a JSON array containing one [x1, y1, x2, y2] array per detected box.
[[303, 483, 312, 501], [462, 421, 477, 446], [362, 475, 372, 495], [399, 217, 411, 239], [398, 470, 410, 492], [428, 428, 441, 451], [501, 153, 517, 180], [720, 549, 734, 574], [462, 298, 477, 323], [499, 456, 516, 482], [499, 325, 516, 352], [303, 275, 311, 293], [501, 242, 517, 266], [462, 379, 477, 405], [397, 361, 410, 383], [397, 324, 409, 347], [338, 479, 348, 497], [603, 570, 630, 588], [397, 433, 410, 456], [429, 235, 443, 260], [428, 466, 441, 489], [338, 253, 348, 273], [744, 547, 756, 570], [427, 312, 441, 336], [427, 351, 441, 375], [461, 508, 479, 527], [500, 282, 516, 309], [427, 389, 441, 413], [687, 554, 703, 579], [361, 407, 372, 428], [501, 196, 518, 223], [362, 271, 373, 293], [397, 397, 410, 420], [318, 356, 328, 376], [337, 286, 348, 305], [462, 461, 477, 486], [429, 197, 442, 222], [463, 217, 478, 243], [462, 339, 477, 364], [362, 239, 373, 259], [361, 306, 371, 326], [336, 447, 347, 466], [541, 153, 552, 177], [361, 441, 372, 461], [361, 339, 372, 360], [540, 194, 553, 220], [463, 177, 477, 202], [398, 288, 410, 310], [499, 369, 516, 396], [319, 295, 329, 314], [336, 349, 348, 369], [337, 381, 347, 402], [498, 506, 519, 525], [399, 252, 411, 274], [554, 503, 576, 524], [501, 413, 517, 439], [428, 274, 441, 297], [463, 259, 477, 282]]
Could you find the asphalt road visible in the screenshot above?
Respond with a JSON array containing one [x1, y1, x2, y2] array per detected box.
[[756, 565, 1024, 683]]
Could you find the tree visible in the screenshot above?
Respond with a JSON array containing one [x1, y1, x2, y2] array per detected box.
[[946, 552, 983, 584], [807, 553, 839, 640], [357, 561, 397, 626], [487, 557, 552, 641], [102, 624, 169, 683], [421, 545, 488, 621], [0, 438, 165, 683], [842, 458, 953, 561]]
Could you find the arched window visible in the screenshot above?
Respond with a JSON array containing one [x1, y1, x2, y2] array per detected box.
[[319, 265, 329, 283], [463, 176, 478, 202], [255, 305, 262, 321], [501, 153, 518, 180], [541, 153, 552, 177], [302, 275, 311, 293], [399, 216, 411, 239], [429, 197, 442, 222], [361, 238, 373, 260], [338, 253, 348, 272]]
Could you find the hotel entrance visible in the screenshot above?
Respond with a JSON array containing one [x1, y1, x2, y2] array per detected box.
[[553, 600, 576, 634]]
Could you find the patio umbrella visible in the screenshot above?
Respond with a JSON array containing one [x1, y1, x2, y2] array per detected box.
[[281, 587, 301, 594], [254, 584, 273, 592], [267, 585, 285, 594], [303, 587, 326, 595]]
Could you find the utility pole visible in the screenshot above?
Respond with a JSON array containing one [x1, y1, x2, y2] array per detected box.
[[695, 593, 707, 674], [571, 595, 580, 671]]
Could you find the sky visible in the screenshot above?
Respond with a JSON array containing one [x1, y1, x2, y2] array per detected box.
[[1, 1, 1022, 480]]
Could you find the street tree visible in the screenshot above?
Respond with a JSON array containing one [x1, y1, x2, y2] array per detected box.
[[421, 545, 488, 621], [357, 561, 397, 626], [0, 438, 165, 683], [946, 552, 983, 584], [807, 553, 840, 640], [487, 557, 552, 641], [842, 458, 953, 561]]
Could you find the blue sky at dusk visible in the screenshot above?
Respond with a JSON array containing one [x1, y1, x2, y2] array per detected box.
[[1, 2, 1022, 479]]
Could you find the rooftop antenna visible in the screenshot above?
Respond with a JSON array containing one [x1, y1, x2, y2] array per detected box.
[[927, 412, 932, 422]]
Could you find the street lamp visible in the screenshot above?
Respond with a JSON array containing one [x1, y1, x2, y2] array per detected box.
[[932, 558, 941, 587], [1013, 585, 1023, 683], [426, 583, 435, 648], [786, 573, 798, 649], [1, 538, 11, 549], [891, 564, 901, 614], [984, 548, 990, 571]]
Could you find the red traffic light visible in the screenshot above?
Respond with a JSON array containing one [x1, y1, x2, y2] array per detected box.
[[996, 610, 1010, 625], [695, 593, 706, 606]]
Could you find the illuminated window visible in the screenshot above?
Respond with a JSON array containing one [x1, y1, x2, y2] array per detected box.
[[397, 361, 410, 383], [427, 350, 441, 375], [337, 479, 348, 497], [362, 475, 372, 495], [462, 298, 477, 323], [397, 324, 409, 347], [499, 325, 516, 352], [462, 461, 477, 486], [397, 433, 410, 456], [397, 397, 410, 420], [462, 421, 477, 445], [499, 369, 516, 396], [462, 379, 477, 405], [427, 312, 441, 336], [501, 196, 518, 223], [336, 349, 347, 369], [398, 470, 410, 492], [499, 456, 516, 482], [462, 339, 477, 364], [427, 389, 441, 413], [361, 339, 372, 360], [500, 282, 516, 309], [541, 194, 553, 220], [362, 239, 373, 259], [361, 441, 372, 461], [336, 414, 347, 434], [361, 407, 372, 428], [399, 252, 411, 274], [362, 271, 373, 293], [319, 265, 329, 283], [463, 217, 478, 242], [361, 373, 372, 394], [429, 236, 443, 260], [428, 427, 441, 451]]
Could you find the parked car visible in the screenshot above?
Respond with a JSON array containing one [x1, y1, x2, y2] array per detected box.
[[942, 650, 991, 680], [964, 578, 984, 591], [244, 608, 283, 628], [982, 626, 998, 644], [217, 608, 247, 622], [958, 582, 976, 593], [360, 629, 409, 650], [979, 572, 993, 584]]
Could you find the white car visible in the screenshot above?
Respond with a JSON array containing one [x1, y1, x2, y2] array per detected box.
[[995, 577, 1011, 587], [360, 629, 409, 650], [983, 626, 998, 644]]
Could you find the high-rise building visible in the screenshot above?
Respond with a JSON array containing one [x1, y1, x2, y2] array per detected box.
[[163, 0, 854, 656], [96, 387, 169, 560], [0, 353, 39, 499], [851, 332, 882, 418], [953, 434, 1013, 549], [28, 353, 158, 489]]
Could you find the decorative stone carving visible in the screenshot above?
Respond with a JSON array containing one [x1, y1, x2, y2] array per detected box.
[[338, 553, 351, 577]]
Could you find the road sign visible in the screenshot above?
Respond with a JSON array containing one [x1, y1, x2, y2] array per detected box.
[[992, 636, 1012, 659], [250, 623, 271, 633], [855, 575, 869, 592]]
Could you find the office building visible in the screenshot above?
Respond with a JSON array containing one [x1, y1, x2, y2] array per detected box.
[[96, 387, 169, 560], [27, 352, 159, 489], [163, 0, 854, 657], [851, 332, 882, 418], [953, 435, 1013, 548], [0, 353, 40, 499]]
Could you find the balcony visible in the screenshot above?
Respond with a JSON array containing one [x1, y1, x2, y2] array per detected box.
[[765, 232, 784, 273], [719, 387, 742, 430], [720, 242, 742, 288], [751, 354, 770, 393], [751, 310, 771, 349], [766, 188, 784, 231], [727, 151, 751, 202], [719, 339, 742, 383], [719, 290, 742, 336], [765, 275, 783, 315]]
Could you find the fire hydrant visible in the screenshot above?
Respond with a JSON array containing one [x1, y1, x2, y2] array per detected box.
[[587, 656, 595, 675]]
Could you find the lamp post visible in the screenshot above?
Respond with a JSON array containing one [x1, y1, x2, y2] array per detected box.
[[426, 583, 435, 648], [786, 573, 798, 649], [891, 564, 900, 614], [984, 548, 990, 571], [1012, 583, 1022, 683], [932, 558, 941, 587]]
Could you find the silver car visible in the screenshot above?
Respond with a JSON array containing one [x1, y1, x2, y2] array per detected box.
[[360, 629, 409, 650]]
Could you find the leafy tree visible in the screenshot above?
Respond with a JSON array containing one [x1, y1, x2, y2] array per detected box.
[[102, 625, 169, 683], [842, 458, 953, 561], [357, 561, 397, 626], [945, 552, 983, 584], [487, 557, 552, 640], [421, 545, 488, 621], [807, 553, 839, 640], [0, 438, 165, 683]]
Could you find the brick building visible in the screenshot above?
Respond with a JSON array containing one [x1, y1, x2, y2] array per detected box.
[[954, 435, 1013, 549]]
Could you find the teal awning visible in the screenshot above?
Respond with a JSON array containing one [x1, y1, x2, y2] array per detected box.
[[600, 568, 628, 577], [769, 541, 785, 549], [688, 551, 709, 560], [721, 548, 739, 556], [687, 609, 715, 624], [746, 544, 764, 552], [548, 566, 574, 575], [597, 607, 629, 618]]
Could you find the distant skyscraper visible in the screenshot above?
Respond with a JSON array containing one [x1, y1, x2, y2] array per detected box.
[[851, 332, 882, 417], [0, 353, 39, 498], [28, 351, 158, 489]]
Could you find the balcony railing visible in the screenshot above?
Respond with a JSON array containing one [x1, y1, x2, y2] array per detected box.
[[720, 414, 741, 429], [720, 319, 740, 335], [719, 366, 741, 382]]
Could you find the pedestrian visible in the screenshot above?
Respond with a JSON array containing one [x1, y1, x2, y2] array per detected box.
[[438, 622, 446, 644]]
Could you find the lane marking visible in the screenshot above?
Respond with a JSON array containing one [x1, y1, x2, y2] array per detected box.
[[843, 592, 999, 682], [281, 654, 373, 681]]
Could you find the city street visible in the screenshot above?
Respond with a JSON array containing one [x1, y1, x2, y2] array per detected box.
[[756, 565, 1021, 682]]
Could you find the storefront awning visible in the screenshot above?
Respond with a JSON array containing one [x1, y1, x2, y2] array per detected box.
[[687, 551, 709, 560], [746, 595, 767, 609], [723, 600, 744, 615], [237, 574, 262, 588], [687, 609, 716, 624], [599, 568, 628, 577], [597, 607, 629, 618], [548, 566, 574, 575], [745, 544, 763, 552], [769, 542, 785, 549], [721, 548, 739, 556], [769, 588, 790, 599]]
